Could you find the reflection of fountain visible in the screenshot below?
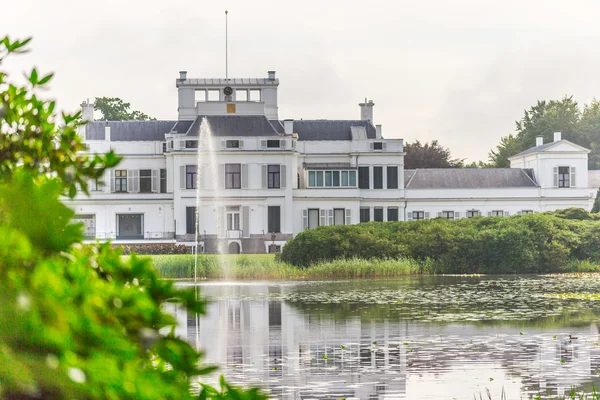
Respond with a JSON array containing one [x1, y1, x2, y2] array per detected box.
[[194, 117, 229, 282]]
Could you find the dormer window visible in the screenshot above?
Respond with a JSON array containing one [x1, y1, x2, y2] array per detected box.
[[185, 140, 198, 149], [267, 140, 281, 148], [226, 140, 240, 149]]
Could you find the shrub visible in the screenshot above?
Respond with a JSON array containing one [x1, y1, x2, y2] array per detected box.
[[278, 212, 600, 273], [116, 243, 191, 255]]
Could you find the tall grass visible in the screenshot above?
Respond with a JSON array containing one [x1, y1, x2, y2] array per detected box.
[[143, 254, 429, 280]]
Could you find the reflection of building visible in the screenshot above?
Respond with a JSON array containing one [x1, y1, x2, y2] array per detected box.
[[66, 71, 599, 253], [168, 283, 600, 399]]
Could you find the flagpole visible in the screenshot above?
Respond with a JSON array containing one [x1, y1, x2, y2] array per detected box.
[[225, 10, 228, 82]]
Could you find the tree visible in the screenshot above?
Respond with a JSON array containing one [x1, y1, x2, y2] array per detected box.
[[404, 140, 464, 169], [0, 36, 264, 400], [94, 96, 155, 121], [489, 96, 586, 167], [0, 38, 119, 197], [592, 188, 600, 213]]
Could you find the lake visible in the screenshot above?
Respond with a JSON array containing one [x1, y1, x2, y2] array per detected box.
[[173, 275, 600, 399]]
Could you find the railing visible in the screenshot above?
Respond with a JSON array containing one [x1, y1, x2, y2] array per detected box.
[[86, 232, 175, 241], [226, 229, 243, 239]]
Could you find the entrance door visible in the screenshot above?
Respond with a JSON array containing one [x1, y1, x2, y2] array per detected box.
[[226, 206, 241, 238]]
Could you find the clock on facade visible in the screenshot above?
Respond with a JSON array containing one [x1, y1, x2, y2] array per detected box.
[[223, 86, 233, 96]]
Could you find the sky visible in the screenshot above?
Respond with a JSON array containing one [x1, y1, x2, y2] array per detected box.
[[4, 0, 600, 161]]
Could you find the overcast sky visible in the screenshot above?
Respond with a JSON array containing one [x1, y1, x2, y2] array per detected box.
[[4, 0, 600, 161]]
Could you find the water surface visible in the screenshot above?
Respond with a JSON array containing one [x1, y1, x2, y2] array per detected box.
[[173, 275, 600, 399]]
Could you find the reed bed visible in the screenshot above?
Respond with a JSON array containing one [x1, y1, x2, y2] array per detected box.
[[142, 254, 428, 280]]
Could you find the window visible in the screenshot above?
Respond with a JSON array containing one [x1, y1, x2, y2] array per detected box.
[[373, 142, 383, 150], [268, 206, 281, 233], [249, 89, 261, 102], [441, 211, 454, 220], [374, 208, 384, 222], [467, 210, 481, 218], [195, 90, 206, 102], [160, 169, 167, 193], [387, 208, 399, 221], [268, 165, 280, 189], [373, 167, 383, 189], [236, 89, 248, 101], [360, 208, 370, 223], [521, 210, 534, 214], [307, 170, 357, 187], [308, 209, 319, 229], [139, 169, 152, 193], [412, 211, 425, 220], [186, 207, 196, 234], [267, 140, 281, 148], [334, 209, 345, 225], [117, 214, 143, 239], [226, 140, 240, 148], [207, 89, 219, 101], [115, 170, 127, 192], [186, 165, 197, 189], [185, 140, 198, 149], [387, 167, 398, 189], [162, 142, 167, 153], [491, 210, 504, 217], [91, 175, 103, 192], [325, 171, 333, 187], [225, 164, 241, 189], [226, 206, 240, 231], [558, 166, 570, 188], [73, 214, 95, 239], [358, 167, 370, 189]]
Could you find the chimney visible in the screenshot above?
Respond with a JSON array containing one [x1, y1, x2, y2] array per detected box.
[[359, 98, 375, 123], [268, 71, 276, 80], [536, 136, 543, 146], [81, 99, 94, 122], [105, 126, 111, 142], [376, 124, 382, 139], [284, 119, 294, 135], [179, 71, 187, 80], [554, 132, 562, 142]]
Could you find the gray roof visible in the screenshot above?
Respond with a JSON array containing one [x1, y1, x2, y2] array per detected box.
[[510, 142, 557, 158], [269, 120, 285, 134], [510, 139, 589, 158], [172, 120, 194, 134], [185, 115, 281, 137], [85, 120, 177, 141], [589, 170, 600, 189], [293, 120, 377, 141], [404, 168, 538, 189]]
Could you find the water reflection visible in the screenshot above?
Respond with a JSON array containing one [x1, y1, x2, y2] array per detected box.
[[173, 277, 600, 399]]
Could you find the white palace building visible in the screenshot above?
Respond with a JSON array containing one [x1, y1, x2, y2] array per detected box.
[[67, 70, 600, 253]]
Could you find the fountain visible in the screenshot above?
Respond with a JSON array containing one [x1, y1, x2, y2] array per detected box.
[[194, 117, 229, 283]]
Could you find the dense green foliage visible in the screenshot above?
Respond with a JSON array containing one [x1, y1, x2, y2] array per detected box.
[[404, 140, 464, 169], [94, 96, 155, 121], [278, 209, 600, 273], [0, 36, 264, 399], [489, 96, 600, 168], [147, 254, 425, 280], [0, 37, 119, 197]]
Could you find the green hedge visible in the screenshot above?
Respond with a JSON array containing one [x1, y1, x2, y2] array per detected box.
[[278, 209, 600, 273]]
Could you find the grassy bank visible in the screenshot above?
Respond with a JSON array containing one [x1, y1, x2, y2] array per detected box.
[[142, 254, 427, 280]]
